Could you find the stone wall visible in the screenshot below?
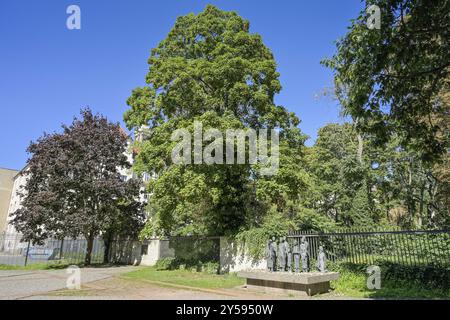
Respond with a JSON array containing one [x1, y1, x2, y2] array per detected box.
[[219, 237, 266, 273], [139, 239, 175, 266], [137, 237, 265, 273]]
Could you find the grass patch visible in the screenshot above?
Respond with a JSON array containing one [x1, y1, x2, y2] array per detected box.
[[330, 267, 450, 299], [122, 267, 245, 290], [0, 262, 111, 271], [0, 263, 71, 270]]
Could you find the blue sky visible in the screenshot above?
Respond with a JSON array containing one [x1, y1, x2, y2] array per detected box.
[[0, 0, 363, 170]]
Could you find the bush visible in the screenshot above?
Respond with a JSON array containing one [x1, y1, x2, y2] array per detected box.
[[154, 257, 176, 270], [202, 262, 220, 274], [329, 260, 450, 290], [154, 257, 220, 274], [169, 238, 220, 268]]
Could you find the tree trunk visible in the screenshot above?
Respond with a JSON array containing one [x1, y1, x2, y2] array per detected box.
[[418, 184, 425, 227], [84, 233, 94, 265], [354, 118, 364, 165], [357, 133, 364, 165]]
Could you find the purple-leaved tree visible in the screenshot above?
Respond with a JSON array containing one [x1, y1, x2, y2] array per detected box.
[[12, 108, 145, 265]]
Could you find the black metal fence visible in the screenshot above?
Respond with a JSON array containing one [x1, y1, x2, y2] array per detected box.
[[288, 228, 450, 267], [0, 233, 130, 267], [168, 236, 221, 267], [4, 228, 448, 269], [0, 233, 219, 268]]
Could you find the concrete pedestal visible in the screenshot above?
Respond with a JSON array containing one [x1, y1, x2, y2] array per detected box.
[[237, 271, 339, 296]]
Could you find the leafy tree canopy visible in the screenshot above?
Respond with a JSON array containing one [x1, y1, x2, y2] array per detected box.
[[124, 4, 299, 130], [125, 5, 309, 237], [323, 0, 449, 162]]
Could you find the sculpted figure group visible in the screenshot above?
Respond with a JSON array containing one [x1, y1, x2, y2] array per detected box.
[[266, 236, 327, 273]]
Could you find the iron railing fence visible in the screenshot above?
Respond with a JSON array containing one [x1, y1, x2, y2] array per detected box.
[[0, 233, 109, 267], [288, 228, 450, 267], [167, 236, 221, 267], [4, 228, 447, 268], [0, 233, 221, 267]]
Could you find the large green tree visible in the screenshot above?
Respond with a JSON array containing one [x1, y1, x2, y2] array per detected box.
[[125, 5, 307, 236], [304, 123, 385, 227], [12, 109, 145, 264]]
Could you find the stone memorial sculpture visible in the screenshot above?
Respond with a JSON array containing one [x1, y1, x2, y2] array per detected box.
[[266, 239, 273, 272], [317, 246, 327, 272], [292, 241, 300, 273], [285, 239, 292, 272], [278, 237, 287, 271], [267, 236, 277, 271], [240, 235, 340, 297], [299, 236, 309, 272]]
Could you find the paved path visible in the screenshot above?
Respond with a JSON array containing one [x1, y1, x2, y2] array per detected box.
[[0, 266, 136, 300], [1, 267, 362, 300]]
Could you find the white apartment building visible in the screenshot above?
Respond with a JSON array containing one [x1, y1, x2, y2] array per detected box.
[[2, 167, 29, 252]]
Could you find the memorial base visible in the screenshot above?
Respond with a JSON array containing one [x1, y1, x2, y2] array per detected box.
[[237, 271, 339, 296]]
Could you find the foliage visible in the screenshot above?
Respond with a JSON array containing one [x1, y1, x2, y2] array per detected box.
[[303, 123, 384, 227], [169, 237, 220, 270], [125, 3, 448, 240], [154, 257, 176, 271], [235, 209, 295, 259], [329, 260, 450, 298], [11, 109, 146, 264], [134, 112, 256, 236], [323, 0, 450, 163], [234, 206, 337, 260], [124, 5, 308, 236], [201, 262, 220, 274], [124, 4, 298, 130]]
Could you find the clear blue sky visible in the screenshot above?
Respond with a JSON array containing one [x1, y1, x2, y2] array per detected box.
[[0, 0, 363, 170]]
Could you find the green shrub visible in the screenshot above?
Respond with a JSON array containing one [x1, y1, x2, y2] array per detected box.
[[154, 257, 176, 270], [329, 260, 450, 290], [202, 262, 220, 274], [169, 238, 220, 268]]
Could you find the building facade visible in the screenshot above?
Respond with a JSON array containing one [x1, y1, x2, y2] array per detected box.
[[1, 168, 28, 253], [5, 167, 28, 236], [0, 168, 19, 234]]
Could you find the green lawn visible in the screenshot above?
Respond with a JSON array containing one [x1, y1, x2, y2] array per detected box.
[[122, 267, 245, 289], [0, 263, 70, 270], [331, 271, 450, 299], [0, 262, 105, 270]]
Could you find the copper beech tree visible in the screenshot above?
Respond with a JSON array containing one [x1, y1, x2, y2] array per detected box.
[[12, 109, 145, 265]]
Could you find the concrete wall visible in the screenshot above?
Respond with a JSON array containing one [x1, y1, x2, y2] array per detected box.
[[0, 168, 18, 234], [139, 239, 175, 266], [219, 237, 266, 273], [137, 237, 265, 273]]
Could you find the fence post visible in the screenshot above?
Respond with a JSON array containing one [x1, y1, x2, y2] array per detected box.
[[59, 239, 64, 260], [24, 241, 31, 267]]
